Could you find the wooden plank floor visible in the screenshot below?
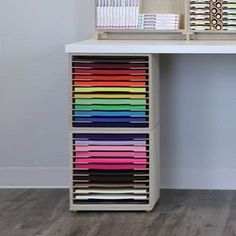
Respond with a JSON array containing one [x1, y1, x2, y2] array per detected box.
[[0, 189, 236, 236]]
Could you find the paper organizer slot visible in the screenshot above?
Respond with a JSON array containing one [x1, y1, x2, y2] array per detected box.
[[71, 55, 150, 128], [74, 145, 147, 151]]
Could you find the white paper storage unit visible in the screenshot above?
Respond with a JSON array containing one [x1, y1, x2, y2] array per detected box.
[[69, 54, 160, 211]]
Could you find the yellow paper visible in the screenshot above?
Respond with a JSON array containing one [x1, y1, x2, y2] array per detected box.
[[74, 87, 146, 93]]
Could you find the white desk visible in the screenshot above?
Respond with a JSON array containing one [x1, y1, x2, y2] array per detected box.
[[65, 39, 236, 211], [65, 40, 236, 54]]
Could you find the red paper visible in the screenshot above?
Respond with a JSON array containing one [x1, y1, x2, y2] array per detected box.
[[73, 81, 146, 87], [73, 75, 147, 81], [74, 69, 146, 75]]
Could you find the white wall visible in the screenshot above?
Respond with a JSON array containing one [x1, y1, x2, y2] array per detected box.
[[160, 55, 236, 189], [0, 0, 95, 187], [1, 1, 236, 189]]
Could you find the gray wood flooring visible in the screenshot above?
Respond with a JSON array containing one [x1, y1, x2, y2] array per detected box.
[[0, 189, 236, 236]]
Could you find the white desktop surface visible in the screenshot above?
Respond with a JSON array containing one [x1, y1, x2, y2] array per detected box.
[[65, 39, 236, 54]]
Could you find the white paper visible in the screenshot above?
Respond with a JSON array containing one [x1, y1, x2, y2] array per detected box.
[[75, 194, 148, 200], [75, 189, 147, 194]]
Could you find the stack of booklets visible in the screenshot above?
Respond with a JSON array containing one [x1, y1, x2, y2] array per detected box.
[[71, 56, 149, 128], [190, 1, 211, 31], [222, 0, 236, 30], [138, 13, 180, 30], [73, 133, 149, 204], [96, 0, 140, 29], [190, 0, 236, 31]]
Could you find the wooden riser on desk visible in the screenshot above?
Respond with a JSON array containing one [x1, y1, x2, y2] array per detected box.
[[96, 30, 236, 41], [188, 31, 236, 41], [96, 30, 186, 41], [94, 0, 236, 41]]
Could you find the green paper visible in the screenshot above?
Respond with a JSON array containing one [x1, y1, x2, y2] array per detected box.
[[73, 105, 146, 111], [74, 99, 147, 105]]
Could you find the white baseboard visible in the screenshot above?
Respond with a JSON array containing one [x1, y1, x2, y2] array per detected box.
[[161, 168, 236, 190], [0, 167, 69, 188], [1, 167, 236, 189]]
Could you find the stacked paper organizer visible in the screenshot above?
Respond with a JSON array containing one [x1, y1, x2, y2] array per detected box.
[[73, 133, 150, 204], [72, 56, 150, 128], [69, 54, 160, 211]]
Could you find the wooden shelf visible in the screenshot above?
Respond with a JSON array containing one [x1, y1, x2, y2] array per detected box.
[[189, 31, 236, 40], [96, 30, 186, 40], [94, 0, 236, 41]]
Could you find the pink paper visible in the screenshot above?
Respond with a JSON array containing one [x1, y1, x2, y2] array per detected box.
[[74, 164, 147, 170], [75, 158, 147, 164], [75, 151, 147, 158], [75, 145, 146, 152]]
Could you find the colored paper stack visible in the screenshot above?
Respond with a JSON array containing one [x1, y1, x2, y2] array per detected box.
[[190, 0, 236, 31], [72, 56, 149, 128], [73, 133, 149, 204], [138, 13, 180, 30]]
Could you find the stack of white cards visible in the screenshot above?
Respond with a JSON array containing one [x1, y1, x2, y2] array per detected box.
[[138, 13, 180, 30], [96, 0, 141, 29]]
